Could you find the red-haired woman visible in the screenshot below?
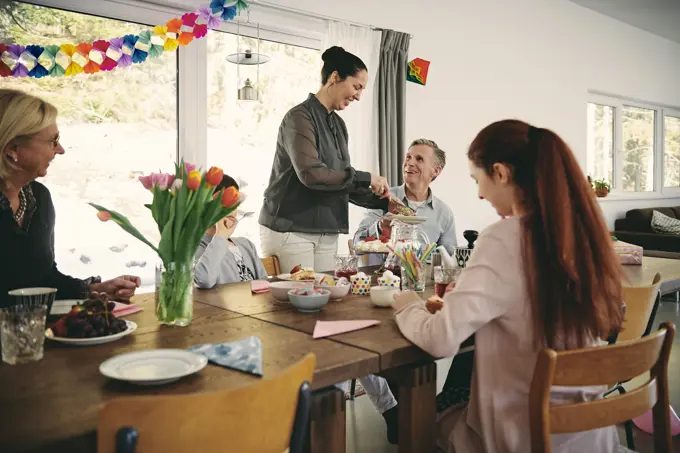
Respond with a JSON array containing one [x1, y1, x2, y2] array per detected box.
[[393, 120, 624, 452]]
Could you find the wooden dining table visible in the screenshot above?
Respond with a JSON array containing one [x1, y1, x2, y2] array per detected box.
[[0, 272, 439, 453], [4, 258, 676, 453]]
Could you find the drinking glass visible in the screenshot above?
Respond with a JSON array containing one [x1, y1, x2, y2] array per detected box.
[[434, 266, 462, 298], [334, 254, 359, 280], [0, 304, 47, 365]]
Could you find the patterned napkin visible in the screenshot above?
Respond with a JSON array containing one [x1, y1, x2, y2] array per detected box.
[[189, 336, 263, 376]]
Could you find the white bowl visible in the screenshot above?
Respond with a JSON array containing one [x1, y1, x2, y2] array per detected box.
[[370, 286, 400, 307], [288, 289, 331, 313], [270, 281, 309, 301], [315, 280, 351, 300]]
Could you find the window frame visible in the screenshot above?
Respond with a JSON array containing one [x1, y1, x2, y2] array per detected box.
[[17, 0, 324, 169], [663, 108, 680, 193], [587, 92, 680, 200]]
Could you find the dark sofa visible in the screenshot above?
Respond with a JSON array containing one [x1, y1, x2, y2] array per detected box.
[[614, 206, 680, 253]]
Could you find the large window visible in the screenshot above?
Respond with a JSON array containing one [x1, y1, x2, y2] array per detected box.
[[664, 112, 680, 188], [206, 31, 320, 251], [0, 2, 177, 287], [586, 103, 614, 184], [587, 94, 680, 197]]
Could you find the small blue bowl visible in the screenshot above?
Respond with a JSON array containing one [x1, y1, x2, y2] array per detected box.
[[287, 289, 331, 313]]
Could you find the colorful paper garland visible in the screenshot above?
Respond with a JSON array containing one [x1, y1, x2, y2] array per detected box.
[[0, 0, 248, 78]]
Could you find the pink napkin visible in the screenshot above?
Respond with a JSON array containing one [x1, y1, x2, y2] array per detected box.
[[112, 302, 142, 317], [313, 320, 380, 339], [251, 280, 269, 294]]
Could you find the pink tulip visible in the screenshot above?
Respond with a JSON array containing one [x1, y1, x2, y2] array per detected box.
[[160, 173, 175, 190], [139, 175, 153, 191], [150, 173, 174, 191], [184, 162, 196, 175]]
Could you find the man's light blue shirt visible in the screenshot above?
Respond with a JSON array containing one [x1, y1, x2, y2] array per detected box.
[[355, 185, 457, 253]]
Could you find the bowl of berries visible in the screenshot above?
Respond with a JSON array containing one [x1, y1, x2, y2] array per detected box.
[[45, 293, 136, 346], [288, 287, 331, 313]]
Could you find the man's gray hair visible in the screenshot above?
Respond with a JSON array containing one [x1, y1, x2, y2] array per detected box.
[[409, 138, 446, 169]]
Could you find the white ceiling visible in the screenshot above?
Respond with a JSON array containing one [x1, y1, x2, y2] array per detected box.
[[569, 0, 680, 44]]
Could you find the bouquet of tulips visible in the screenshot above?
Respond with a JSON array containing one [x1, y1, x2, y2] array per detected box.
[[89, 160, 241, 325]]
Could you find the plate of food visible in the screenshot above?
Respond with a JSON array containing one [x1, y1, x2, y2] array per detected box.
[[45, 295, 136, 346], [277, 264, 328, 282]]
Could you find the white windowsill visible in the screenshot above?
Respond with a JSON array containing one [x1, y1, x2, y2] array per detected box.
[[596, 193, 680, 202]]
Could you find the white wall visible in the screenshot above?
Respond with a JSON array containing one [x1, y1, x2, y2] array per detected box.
[[261, 0, 680, 238]]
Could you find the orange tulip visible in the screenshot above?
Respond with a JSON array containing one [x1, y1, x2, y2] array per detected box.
[[97, 210, 111, 222], [221, 186, 240, 208], [187, 170, 201, 191], [205, 166, 223, 187]]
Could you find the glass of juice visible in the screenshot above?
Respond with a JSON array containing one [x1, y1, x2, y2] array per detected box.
[[434, 266, 462, 298], [334, 254, 359, 279]]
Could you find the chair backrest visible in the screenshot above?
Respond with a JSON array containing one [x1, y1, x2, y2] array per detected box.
[[261, 255, 281, 277], [98, 353, 316, 453], [529, 323, 675, 453], [619, 273, 662, 342]]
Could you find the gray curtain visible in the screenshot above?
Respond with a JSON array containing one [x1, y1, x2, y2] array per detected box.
[[378, 29, 410, 186]]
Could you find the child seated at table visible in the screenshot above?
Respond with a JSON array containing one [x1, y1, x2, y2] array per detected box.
[[194, 175, 267, 289]]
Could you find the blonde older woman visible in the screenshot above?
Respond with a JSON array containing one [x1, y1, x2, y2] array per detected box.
[[0, 89, 141, 308]]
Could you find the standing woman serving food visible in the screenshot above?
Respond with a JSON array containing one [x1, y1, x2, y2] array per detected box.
[[259, 46, 397, 272]]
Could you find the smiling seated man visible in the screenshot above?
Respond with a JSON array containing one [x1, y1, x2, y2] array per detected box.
[[355, 138, 457, 259], [345, 138, 457, 444]]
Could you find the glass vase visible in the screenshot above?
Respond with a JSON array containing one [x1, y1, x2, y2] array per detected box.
[[401, 264, 426, 292], [155, 261, 194, 326]]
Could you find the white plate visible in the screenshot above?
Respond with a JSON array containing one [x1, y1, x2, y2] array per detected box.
[[45, 320, 137, 346], [99, 349, 208, 386], [385, 214, 428, 224], [49, 299, 85, 316], [277, 272, 328, 282]]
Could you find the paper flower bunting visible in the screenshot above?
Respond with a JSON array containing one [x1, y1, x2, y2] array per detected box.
[[0, 0, 249, 79], [5, 44, 27, 77], [97, 40, 118, 71], [75, 43, 99, 74], [0, 44, 11, 77], [42, 45, 63, 77], [56, 44, 80, 76], [165, 18, 182, 51], [86, 41, 107, 73], [24, 45, 47, 78], [198, 6, 222, 29], [235, 0, 248, 13], [210, 0, 237, 21], [178, 13, 197, 46], [194, 23, 208, 39], [133, 30, 151, 63]]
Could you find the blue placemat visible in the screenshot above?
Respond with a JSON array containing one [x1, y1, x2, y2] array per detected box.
[[189, 336, 263, 377]]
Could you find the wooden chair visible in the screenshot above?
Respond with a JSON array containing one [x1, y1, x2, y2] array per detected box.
[[98, 353, 316, 453], [262, 255, 281, 277], [529, 323, 675, 453], [619, 273, 662, 342], [608, 273, 662, 448]]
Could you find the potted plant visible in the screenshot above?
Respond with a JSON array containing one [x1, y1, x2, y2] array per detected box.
[[592, 178, 611, 198]]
